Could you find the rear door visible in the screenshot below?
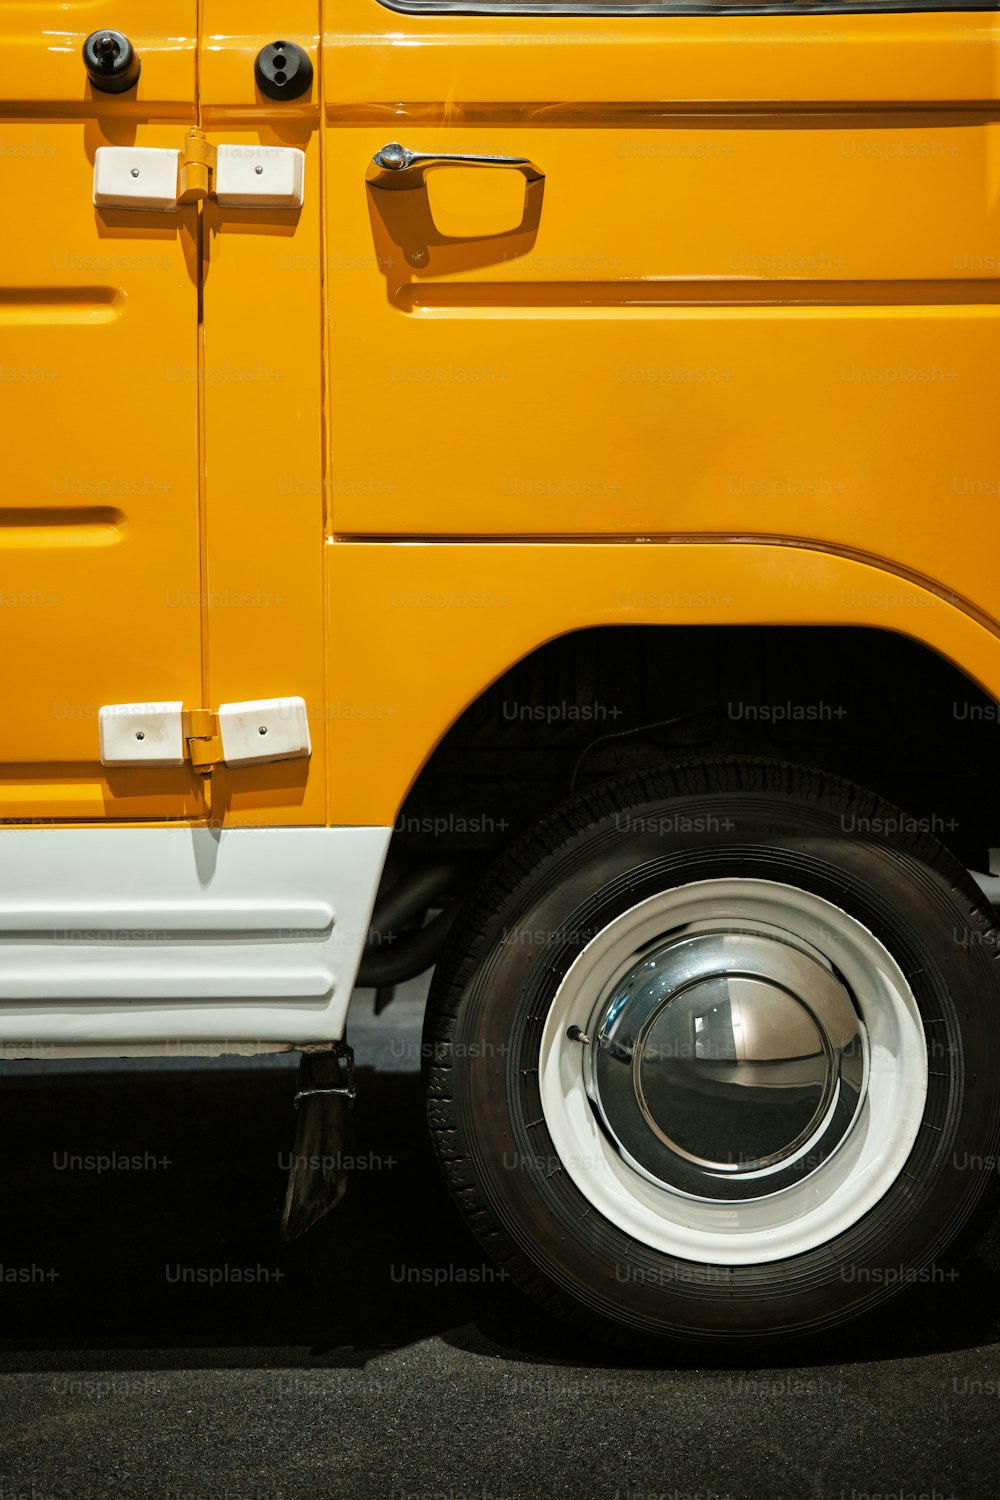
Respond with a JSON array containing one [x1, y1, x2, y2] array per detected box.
[[196, 1, 327, 828], [322, 1, 1000, 620], [0, 3, 203, 820]]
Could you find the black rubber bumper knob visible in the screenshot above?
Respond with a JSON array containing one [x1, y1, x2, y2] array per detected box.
[[254, 40, 313, 101], [82, 30, 141, 94]]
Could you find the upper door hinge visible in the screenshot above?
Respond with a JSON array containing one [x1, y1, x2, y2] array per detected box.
[[98, 698, 312, 771], [93, 133, 305, 212], [177, 129, 215, 204]]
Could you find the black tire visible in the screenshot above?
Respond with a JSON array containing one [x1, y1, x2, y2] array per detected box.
[[424, 757, 1000, 1352]]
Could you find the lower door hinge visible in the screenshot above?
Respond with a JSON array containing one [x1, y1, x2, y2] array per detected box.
[[98, 697, 311, 770], [183, 707, 224, 771]]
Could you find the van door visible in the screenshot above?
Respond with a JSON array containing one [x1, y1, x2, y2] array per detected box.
[[0, 4, 204, 821], [321, 3, 1000, 622], [196, 3, 327, 828]]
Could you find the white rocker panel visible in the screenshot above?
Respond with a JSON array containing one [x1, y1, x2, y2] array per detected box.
[[0, 826, 390, 1056]]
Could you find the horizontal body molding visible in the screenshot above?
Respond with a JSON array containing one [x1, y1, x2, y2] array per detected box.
[[0, 826, 390, 1057], [324, 9, 1000, 108]]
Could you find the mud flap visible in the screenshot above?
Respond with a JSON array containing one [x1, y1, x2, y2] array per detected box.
[[281, 1043, 356, 1242]]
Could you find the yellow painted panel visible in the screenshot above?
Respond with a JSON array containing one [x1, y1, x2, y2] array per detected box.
[[317, 6, 1000, 829], [347, 121, 1000, 285], [322, 19, 1000, 644], [325, 7, 1000, 108], [2, 2, 195, 107], [201, 7, 319, 117], [0, 12, 206, 821], [327, 292, 1000, 611]]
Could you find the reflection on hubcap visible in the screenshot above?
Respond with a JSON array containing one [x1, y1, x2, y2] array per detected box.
[[586, 929, 868, 1202]]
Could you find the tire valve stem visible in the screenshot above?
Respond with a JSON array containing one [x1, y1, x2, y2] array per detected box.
[[566, 1025, 591, 1045]]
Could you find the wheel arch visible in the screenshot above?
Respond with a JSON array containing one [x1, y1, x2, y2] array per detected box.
[[326, 539, 1000, 835]]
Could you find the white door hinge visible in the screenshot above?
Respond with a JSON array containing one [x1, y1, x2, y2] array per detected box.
[[98, 698, 311, 769], [93, 133, 304, 212]]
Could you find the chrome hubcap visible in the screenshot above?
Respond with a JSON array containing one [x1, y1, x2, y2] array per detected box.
[[585, 928, 868, 1202], [540, 878, 926, 1264]]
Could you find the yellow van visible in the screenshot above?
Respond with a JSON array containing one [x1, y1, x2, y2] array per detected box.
[[4, 0, 1000, 1352]]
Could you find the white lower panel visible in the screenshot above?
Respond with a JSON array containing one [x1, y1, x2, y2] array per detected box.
[[0, 826, 390, 1056]]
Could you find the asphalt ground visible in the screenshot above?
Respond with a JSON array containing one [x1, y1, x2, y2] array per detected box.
[[0, 985, 999, 1500]]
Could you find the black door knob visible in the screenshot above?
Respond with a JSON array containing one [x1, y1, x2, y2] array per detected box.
[[254, 40, 313, 101], [82, 30, 141, 94]]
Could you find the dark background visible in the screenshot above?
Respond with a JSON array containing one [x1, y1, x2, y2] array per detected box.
[[1, 983, 999, 1500]]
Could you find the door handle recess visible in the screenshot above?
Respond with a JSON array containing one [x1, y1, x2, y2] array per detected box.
[[366, 142, 544, 192]]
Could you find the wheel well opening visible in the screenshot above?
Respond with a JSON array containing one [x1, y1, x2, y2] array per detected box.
[[392, 622, 1000, 865], [357, 624, 1000, 1000]]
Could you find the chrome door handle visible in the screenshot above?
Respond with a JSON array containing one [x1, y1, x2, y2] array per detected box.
[[366, 142, 543, 192]]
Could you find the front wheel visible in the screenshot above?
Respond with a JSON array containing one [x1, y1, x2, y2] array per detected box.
[[424, 758, 1000, 1351]]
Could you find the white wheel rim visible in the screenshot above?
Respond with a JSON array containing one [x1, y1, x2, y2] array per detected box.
[[537, 878, 928, 1265]]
